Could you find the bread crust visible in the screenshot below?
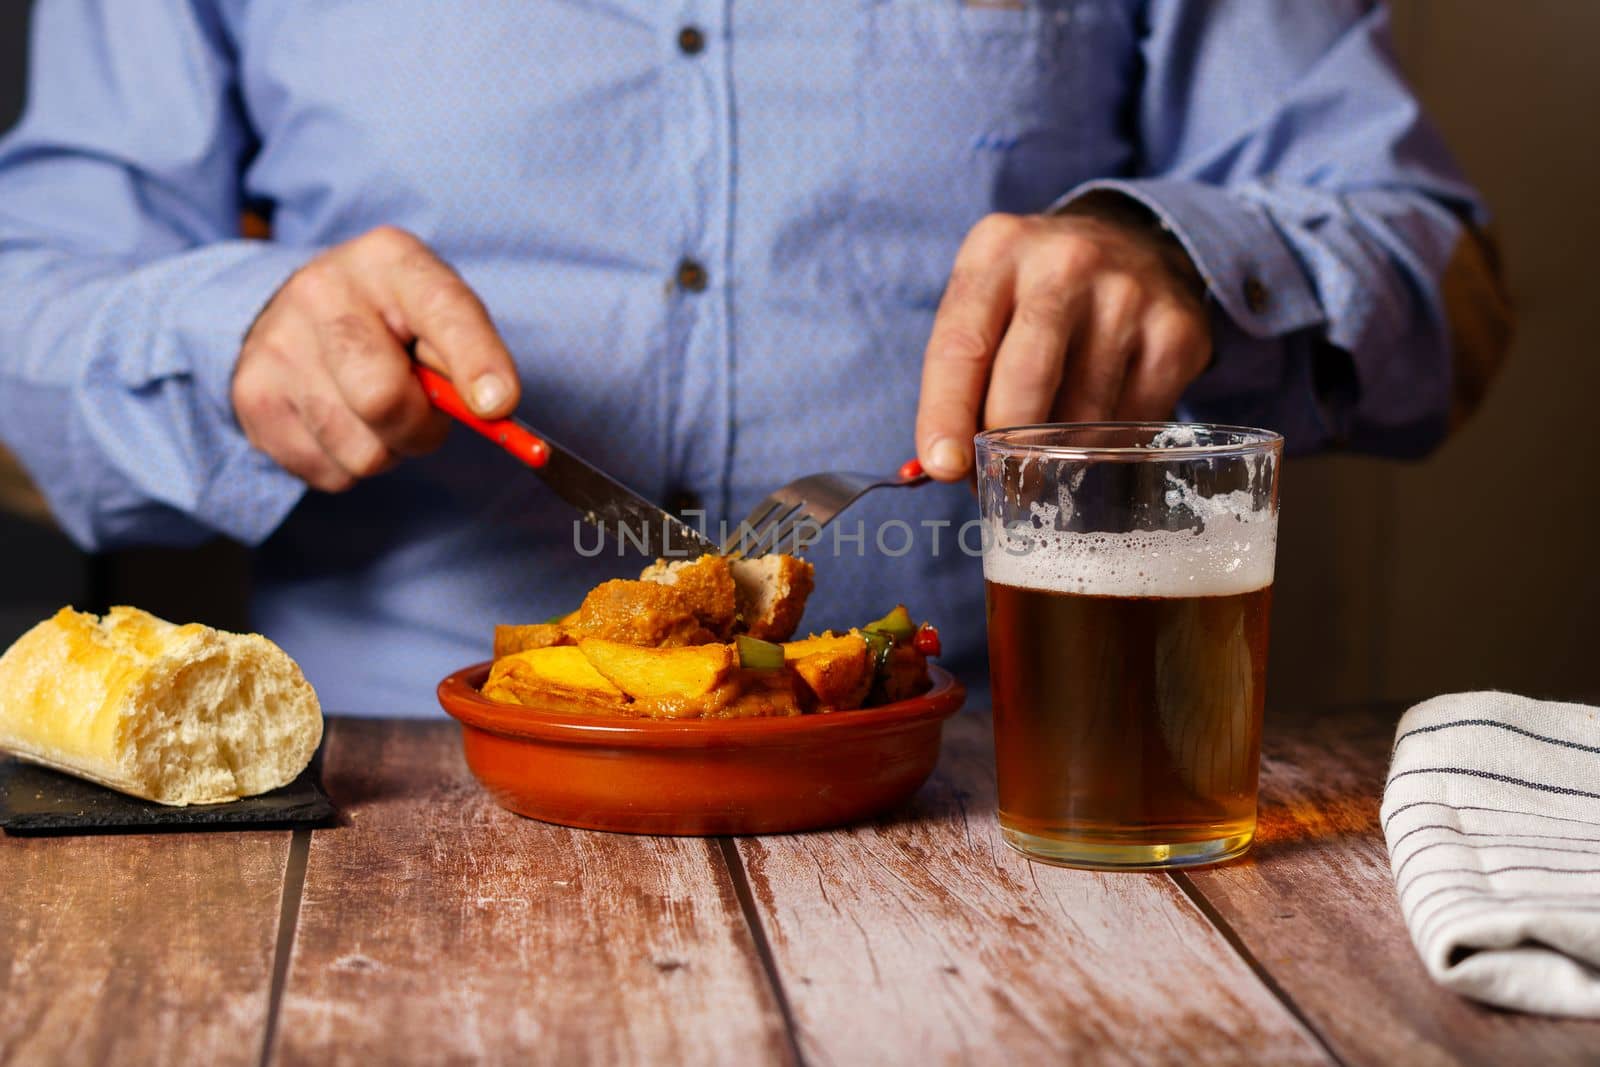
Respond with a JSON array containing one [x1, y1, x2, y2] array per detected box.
[[0, 606, 323, 806]]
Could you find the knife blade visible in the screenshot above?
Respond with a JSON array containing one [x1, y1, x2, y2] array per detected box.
[[413, 364, 718, 559]]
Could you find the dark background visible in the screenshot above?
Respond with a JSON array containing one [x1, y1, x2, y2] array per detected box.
[[1, 2, 1596, 704]]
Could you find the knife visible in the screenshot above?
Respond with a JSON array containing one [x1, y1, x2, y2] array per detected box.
[[412, 364, 719, 559]]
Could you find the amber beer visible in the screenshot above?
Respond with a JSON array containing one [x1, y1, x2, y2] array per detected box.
[[975, 422, 1282, 870], [986, 580, 1272, 862]]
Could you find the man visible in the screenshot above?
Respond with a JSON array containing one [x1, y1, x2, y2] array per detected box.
[[0, 1, 1507, 714]]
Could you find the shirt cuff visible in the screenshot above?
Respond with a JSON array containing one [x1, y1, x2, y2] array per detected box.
[[1051, 178, 1325, 340], [120, 239, 317, 545]]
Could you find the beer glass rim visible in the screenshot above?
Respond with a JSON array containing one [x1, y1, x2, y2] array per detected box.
[[975, 422, 1283, 462]]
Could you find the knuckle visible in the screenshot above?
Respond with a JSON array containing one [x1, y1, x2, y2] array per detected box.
[[1098, 274, 1145, 322], [232, 347, 273, 392], [346, 367, 413, 426], [298, 391, 340, 440], [977, 211, 1026, 242], [1012, 297, 1069, 336], [364, 224, 421, 258], [283, 260, 342, 307], [238, 334, 281, 369], [233, 371, 291, 434], [397, 244, 448, 281], [345, 439, 392, 480], [323, 313, 375, 361], [232, 379, 271, 429], [931, 324, 993, 369], [417, 277, 474, 322], [965, 212, 1027, 258], [1147, 307, 1210, 363], [1053, 233, 1105, 276]]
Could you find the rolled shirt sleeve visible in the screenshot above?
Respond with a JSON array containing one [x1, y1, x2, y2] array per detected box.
[[0, 0, 311, 550], [1054, 0, 1503, 456]]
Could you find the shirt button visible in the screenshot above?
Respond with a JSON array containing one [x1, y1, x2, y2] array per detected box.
[[677, 26, 705, 55], [1243, 277, 1270, 314], [666, 489, 703, 516], [676, 259, 709, 293]]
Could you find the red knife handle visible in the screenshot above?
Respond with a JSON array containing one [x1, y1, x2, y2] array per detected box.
[[413, 364, 549, 469]]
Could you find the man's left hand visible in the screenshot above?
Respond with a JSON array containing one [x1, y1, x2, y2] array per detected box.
[[914, 206, 1213, 481]]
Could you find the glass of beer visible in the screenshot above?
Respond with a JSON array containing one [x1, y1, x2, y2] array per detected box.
[[975, 423, 1282, 870]]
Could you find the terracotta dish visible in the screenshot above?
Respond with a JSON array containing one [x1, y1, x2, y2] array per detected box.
[[437, 661, 965, 835]]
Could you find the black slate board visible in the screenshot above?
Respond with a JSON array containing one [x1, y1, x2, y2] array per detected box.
[[0, 752, 334, 836]]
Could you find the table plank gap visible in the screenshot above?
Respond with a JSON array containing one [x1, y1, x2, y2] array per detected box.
[[717, 836, 809, 1067], [1182, 702, 1600, 1066], [268, 718, 794, 1067], [257, 827, 311, 1067], [734, 709, 1332, 1067], [0, 807, 290, 1066], [1171, 870, 1347, 1067]]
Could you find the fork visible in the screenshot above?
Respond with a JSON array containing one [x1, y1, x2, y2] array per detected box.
[[722, 459, 931, 558]]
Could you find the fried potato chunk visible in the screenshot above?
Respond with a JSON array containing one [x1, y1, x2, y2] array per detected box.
[[639, 555, 739, 637], [783, 632, 872, 711], [482, 646, 629, 714], [567, 580, 713, 647], [704, 669, 804, 720], [577, 638, 736, 703], [728, 555, 815, 641], [493, 622, 572, 658]]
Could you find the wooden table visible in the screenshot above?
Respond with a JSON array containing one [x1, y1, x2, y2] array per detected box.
[[3, 703, 1598, 1066]]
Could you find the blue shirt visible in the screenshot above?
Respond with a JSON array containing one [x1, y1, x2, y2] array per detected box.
[[0, 1, 1484, 714]]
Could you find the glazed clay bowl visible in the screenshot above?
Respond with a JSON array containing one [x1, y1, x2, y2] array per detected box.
[[437, 662, 966, 835]]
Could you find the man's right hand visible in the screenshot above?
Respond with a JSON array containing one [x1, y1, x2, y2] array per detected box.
[[233, 226, 520, 492]]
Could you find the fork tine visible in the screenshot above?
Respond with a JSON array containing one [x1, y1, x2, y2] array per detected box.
[[742, 497, 784, 532], [724, 499, 795, 557], [722, 497, 783, 555], [753, 508, 821, 557], [744, 502, 807, 559]]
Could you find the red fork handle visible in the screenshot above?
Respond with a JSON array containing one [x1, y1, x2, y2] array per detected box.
[[413, 364, 549, 469]]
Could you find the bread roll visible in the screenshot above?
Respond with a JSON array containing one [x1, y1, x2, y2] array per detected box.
[[0, 606, 323, 806]]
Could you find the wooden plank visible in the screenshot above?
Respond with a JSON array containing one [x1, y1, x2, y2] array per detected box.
[[0, 816, 289, 1066], [732, 710, 1331, 1066], [1183, 703, 1600, 1066], [270, 719, 792, 1067]]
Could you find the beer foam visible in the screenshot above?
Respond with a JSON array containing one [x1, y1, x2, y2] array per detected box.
[[983, 493, 1275, 598]]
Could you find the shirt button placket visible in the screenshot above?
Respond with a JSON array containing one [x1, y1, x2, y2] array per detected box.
[[667, 4, 733, 522]]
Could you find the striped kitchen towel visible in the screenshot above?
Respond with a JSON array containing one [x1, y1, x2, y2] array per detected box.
[[1382, 692, 1600, 1017]]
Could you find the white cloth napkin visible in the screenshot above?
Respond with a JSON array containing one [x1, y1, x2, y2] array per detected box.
[[1382, 692, 1600, 1017]]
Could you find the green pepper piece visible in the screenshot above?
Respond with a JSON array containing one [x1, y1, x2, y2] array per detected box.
[[863, 604, 915, 641], [542, 610, 571, 625], [860, 629, 895, 673], [735, 635, 786, 670]]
